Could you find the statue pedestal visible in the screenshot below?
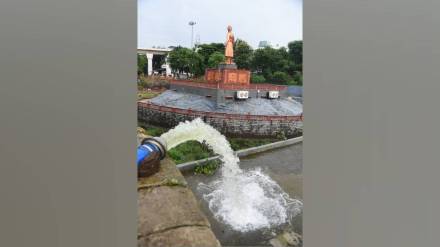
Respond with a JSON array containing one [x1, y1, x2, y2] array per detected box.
[[204, 63, 250, 86], [217, 63, 237, 70]]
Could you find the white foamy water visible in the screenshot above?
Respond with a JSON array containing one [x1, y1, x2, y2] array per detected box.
[[160, 118, 303, 232]]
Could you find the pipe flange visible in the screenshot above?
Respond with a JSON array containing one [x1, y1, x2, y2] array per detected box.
[[141, 137, 167, 160]]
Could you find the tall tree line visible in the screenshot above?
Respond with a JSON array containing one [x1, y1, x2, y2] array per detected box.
[[159, 40, 303, 85]]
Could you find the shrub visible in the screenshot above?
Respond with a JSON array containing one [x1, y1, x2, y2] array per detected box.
[[141, 125, 168, 136], [168, 140, 215, 164], [293, 72, 303, 86], [275, 131, 287, 140], [271, 71, 291, 84], [287, 79, 298, 86], [194, 160, 220, 176], [137, 75, 170, 90], [251, 74, 266, 83]]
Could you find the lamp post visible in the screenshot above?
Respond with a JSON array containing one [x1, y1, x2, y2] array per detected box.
[[188, 21, 196, 49]]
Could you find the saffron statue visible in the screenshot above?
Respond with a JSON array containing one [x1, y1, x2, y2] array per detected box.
[[204, 25, 250, 85], [225, 25, 235, 64]]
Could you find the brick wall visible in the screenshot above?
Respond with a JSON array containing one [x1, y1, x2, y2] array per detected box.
[[138, 102, 303, 138]]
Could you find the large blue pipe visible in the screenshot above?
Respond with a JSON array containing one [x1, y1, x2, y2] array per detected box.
[[137, 137, 167, 167]]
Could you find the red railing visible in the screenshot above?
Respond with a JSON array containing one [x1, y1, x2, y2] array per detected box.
[[170, 80, 218, 89], [138, 101, 303, 121], [170, 80, 288, 91]]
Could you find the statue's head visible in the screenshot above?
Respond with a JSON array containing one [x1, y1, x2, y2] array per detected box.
[[227, 25, 232, 32]]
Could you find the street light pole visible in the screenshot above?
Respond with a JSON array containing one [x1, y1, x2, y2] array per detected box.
[[188, 21, 196, 49]]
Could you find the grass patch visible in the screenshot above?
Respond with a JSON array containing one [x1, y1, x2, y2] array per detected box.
[[228, 137, 282, 151], [138, 125, 168, 137], [138, 91, 160, 100], [168, 140, 215, 164]]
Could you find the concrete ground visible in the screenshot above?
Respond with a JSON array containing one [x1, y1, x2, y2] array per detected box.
[[137, 158, 222, 247], [148, 90, 303, 116], [137, 132, 221, 247]]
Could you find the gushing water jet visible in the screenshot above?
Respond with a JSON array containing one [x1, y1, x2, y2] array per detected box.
[[156, 118, 303, 232]]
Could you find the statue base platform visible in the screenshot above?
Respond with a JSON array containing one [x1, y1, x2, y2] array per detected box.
[[204, 63, 250, 86], [217, 63, 237, 70]]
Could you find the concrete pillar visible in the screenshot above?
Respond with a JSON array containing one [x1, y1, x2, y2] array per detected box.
[[146, 53, 153, 76], [165, 55, 172, 76]]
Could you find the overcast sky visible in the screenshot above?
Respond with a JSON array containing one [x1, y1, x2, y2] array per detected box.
[[138, 0, 302, 49]]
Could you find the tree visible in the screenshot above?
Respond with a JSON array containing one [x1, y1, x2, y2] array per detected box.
[[288, 40, 302, 71], [271, 71, 291, 85], [167, 40, 302, 82], [137, 54, 148, 75], [207, 52, 225, 68], [196, 43, 225, 67], [251, 74, 266, 83], [234, 39, 253, 69], [189, 52, 205, 77], [168, 47, 192, 74], [168, 47, 204, 77], [251, 47, 284, 80], [293, 72, 303, 86], [277, 47, 291, 72]]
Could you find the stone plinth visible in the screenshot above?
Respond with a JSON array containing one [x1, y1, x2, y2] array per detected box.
[[217, 63, 237, 70], [205, 62, 250, 85], [205, 68, 250, 86]]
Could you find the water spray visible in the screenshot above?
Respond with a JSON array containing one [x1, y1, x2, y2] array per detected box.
[[157, 118, 303, 232]]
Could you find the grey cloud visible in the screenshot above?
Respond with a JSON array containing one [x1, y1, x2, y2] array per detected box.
[[138, 0, 302, 49]]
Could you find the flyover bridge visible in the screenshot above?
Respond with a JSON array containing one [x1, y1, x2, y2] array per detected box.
[[137, 47, 172, 76]]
